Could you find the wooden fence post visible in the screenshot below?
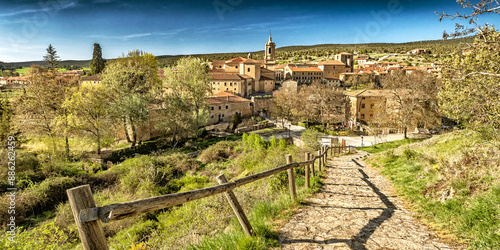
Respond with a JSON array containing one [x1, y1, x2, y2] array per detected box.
[[305, 153, 310, 188], [216, 174, 253, 236], [317, 150, 322, 172], [286, 154, 296, 200], [330, 138, 333, 155], [67, 185, 108, 250], [324, 146, 327, 166]]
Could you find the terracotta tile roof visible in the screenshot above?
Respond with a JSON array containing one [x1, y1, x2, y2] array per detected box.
[[225, 57, 246, 65], [208, 92, 251, 104], [82, 75, 101, 81], [241, 59, 260, 64], [387, 67, 399, 71], [209, 68, 226, 73], [289, 67, 323, 72], [239, 74, 253, 79], [318, 60, 345, 65], [403, 67, 416, 70]]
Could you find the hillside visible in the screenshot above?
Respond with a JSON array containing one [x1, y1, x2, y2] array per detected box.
[[1, 36, 474, 69], [362, 130, 500, 248]]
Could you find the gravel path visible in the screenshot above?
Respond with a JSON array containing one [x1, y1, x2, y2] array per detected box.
[[278, 151, 461, 250]]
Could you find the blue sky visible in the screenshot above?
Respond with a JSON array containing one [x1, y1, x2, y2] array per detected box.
[[1, 0, 499, 62]]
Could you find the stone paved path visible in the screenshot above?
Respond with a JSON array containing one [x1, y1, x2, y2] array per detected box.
[[279, 151, 461, 250]]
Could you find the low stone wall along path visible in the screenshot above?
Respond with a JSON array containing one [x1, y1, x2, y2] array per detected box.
[[279, 151, 461, 250]]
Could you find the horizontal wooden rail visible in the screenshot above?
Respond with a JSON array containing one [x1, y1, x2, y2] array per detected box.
[[79, 148, 331, 224]]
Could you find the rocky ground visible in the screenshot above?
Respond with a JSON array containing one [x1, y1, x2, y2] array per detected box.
[[278, 151, 462, 250]]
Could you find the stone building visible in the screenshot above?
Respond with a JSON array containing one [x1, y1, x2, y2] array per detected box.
[[209, 34, 277, 97], [207, 92, 253, 125]]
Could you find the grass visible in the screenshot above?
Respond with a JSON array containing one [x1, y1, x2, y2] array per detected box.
[[358, 138, 425, 154], [365, 130, 500, 249], [1, 132, 326, 249], [15, 67, 30, 75]]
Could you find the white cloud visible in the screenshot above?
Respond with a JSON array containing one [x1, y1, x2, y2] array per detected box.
[[0, 1, 79, 18]]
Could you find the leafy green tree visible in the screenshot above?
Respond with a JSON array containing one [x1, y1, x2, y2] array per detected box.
[[64, 84, 111, 155], [43, 44, 60, 71], [301, 129, 321, 151], [439, 28, 500, 145], [159, 57, 212, 144], [101, 50, 161, 146], [232, 112, 242, 130], [15, 65, 78, 157], [90, 43, 105, 75], [162, 57, 212, 127]]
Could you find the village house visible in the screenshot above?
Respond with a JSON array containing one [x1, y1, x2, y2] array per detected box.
[[345, 89, 390, 129], [80, 74, 102, 85], [407, 48, 428, 55], [207, 92, 253, 125], [209, 34, 277, 97]]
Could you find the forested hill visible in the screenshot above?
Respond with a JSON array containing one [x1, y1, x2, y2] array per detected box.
[[2, 36, 474, 69]]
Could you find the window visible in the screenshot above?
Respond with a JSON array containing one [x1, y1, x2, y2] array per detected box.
[[361, 104, 365, 109], [361, 114, 365, 119], [219, 106, 221, 110], [235, 66, 238, 69], [370, 103, 374, 108], [226, 105, 228, 109], [224, 82, 227, 86], [248, 68, 251, 72], [222, 114, 225, 117], [370, 114, 373, 118], [211, 115, 214, 118], [230, 82, 232, 86], [211, 107, 214, 110]]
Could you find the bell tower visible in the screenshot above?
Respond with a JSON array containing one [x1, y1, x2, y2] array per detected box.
[[264, 31, 276, 70]]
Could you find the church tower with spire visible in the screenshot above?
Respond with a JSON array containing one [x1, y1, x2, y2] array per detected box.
[[264, 31, 276, 70]]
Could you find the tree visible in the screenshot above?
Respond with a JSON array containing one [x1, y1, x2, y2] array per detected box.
[[162, 57, 212, 127], [101, 50, 161, 146], [90, 43, 105, 75], [43, 44, 60, 71], [64, 84, 111, 155], [381, 70, 441, 138], [297, 83, 350, 127], [439, 28, 500, 145], [159, 57, 212, 145], [437, 0, 500, 39], [15, 65, 77, 157], [273, 85, 298, 128], [232, 112, 242, 130]]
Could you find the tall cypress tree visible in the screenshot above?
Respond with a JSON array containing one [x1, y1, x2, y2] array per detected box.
[[43, 44, 60, 71], [90, 43, 105, 75]]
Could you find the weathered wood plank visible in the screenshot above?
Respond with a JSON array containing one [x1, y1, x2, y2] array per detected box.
[[217, 174, 254, 236], [67, 185, 108, 250]]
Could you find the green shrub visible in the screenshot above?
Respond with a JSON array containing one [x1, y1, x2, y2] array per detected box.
[[199, 141, 239, 164], [301, 129, 321, 151], [120, 156, 177, 195], [0, 219, 76, 249]]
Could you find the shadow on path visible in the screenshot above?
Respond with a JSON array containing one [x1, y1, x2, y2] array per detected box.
[[282, 156, 398, 250]]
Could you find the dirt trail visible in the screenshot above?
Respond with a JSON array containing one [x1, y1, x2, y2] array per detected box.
[[279, 151, 461, 250]]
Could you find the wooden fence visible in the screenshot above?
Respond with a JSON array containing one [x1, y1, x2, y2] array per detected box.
[[66, 143, 356, 249]]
